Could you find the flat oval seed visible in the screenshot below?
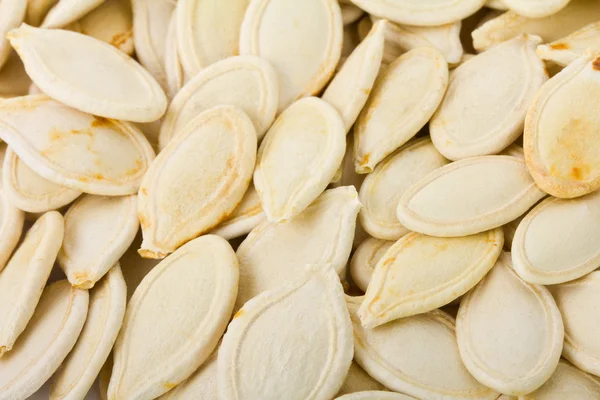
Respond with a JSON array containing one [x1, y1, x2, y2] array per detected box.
[[359, 229, 503, 328], [0, 176, 24, 271], [550, 272, 600, 376], [132, 0, 174, 91], [456, 253, 564, 395], [525, 54, 600, 198], [158, 55, 278, 149], [347, 0, 485, 26], [2, 147, 81, 213], [50, 265, 126, 400], [158, 347, 218, 399], [218, 264, 353, 400], [8, 24, 167, 122], [503, 0, 571, 18], [359, 138, 449, 240], [350, 237, 394, 293], [537, 22, 600, 67], [58, 195, 138, 289], [138, 105, 256, 258], [512, 191, 600, 285], [254, 97, 345, 222], [472, 0, 600, 52], [240, 0, 343, 111], [322, 19, 386, 132], [375, 17, 463, 64], [41, 0, 103, 28], [336, 362, 388, 396], [354, 47, 448, 173], [177, 0, 249, 76], [211, 184, 265, 240], [164, 12, 183, 99], [348, 297, 498, 400], [0, 280, 88, 400], [76, 0, 134, 55], [397, 156, 546, 237], [519, 360, 600, 400], [430, 35, 547, 160], [235, 186, 361, 310], [0, 95, 156, 196], [336, 392, 416, 400], [0, 0, 26, 69], [109, 235, 238, 400], [0, 211, 64, 356]]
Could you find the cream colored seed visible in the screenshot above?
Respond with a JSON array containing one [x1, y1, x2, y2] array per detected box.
[[11, 0, 600, 398]]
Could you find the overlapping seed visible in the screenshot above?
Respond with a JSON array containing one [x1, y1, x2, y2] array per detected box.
[[5, 0, 600, 398]]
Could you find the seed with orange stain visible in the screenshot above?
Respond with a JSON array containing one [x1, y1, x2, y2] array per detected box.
[[550, 42, 569, 50]]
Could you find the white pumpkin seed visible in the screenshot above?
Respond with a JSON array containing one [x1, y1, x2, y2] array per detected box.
[[211, 183, 265, 240], [430, 35, 547, 160], [512, 191, 600, 284], [109, 235, 238, 400], [218, 263, 353, 400], [350, 237, 393, 293], [235, 186, 361, 310], [519, 360, 600, 400], [537, 22, 600, 67], [503, 0, 571, 18], [50, 265, 126, 400], [472, 0, 600, 51], [0, 169, 24, 272], [348, 0, 485, 26], [138, 105, 256, 258], [254, 97, 345, 222], [158, 55, 278, 149], [359, 138, 449, 240], [2, 147, 81, 213], [177, 0, 249, 77], [164, 12, 184, 99], [0, 0, 26, 69], [77, 0, 134, 55], [374, 16, 463, 64], [0, 211, 63, 356], [58, 195, 138, 288], [132, 0, 174, 91], [41, 0, 104, 28], [158, 347, 218, 399], [397, 156, 546, 237], [0, 95, 156, 196], [525, 53, 600, 198], [354, 47, 448, 173], [456, 253, 564, 395], [0, 280, 88, 400], [8, 24, 167, 122], [348, 296, 498, 400], [359, 229, 503, 328], [322, 19, 386, 132], [336, 362, 388, 397], [550, 272, 600, 377], [336, 392, 416, 400], [240, 0, 343, 111]]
